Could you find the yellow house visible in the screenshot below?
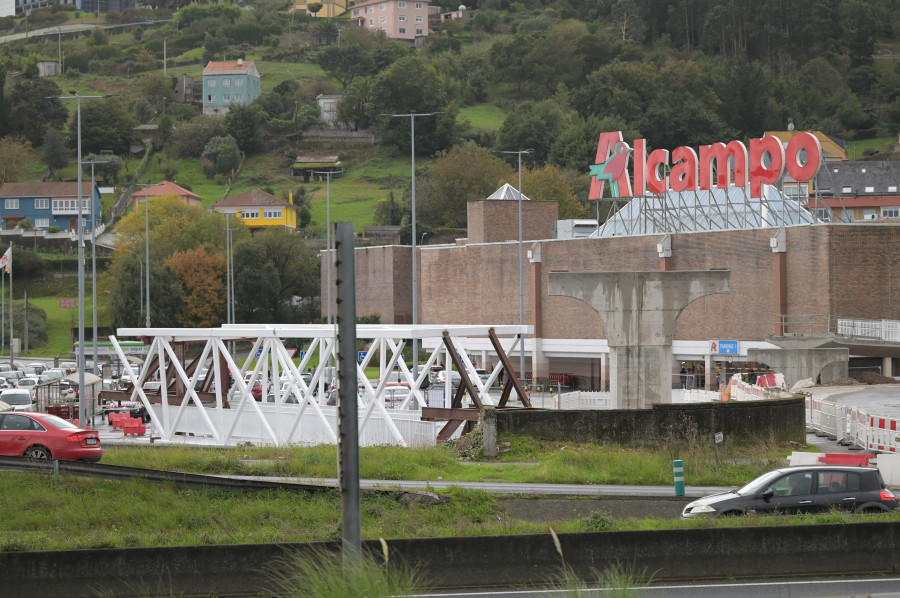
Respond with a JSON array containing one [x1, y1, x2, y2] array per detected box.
[[292, 0, 348, 17], [213, 188, 299, 230]]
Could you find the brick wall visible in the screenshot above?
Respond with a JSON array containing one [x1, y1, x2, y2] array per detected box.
[[467, 200, 558, 244]]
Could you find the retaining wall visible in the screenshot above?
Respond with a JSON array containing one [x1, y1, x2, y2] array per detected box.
[[2, 522, 898, 597], [493, 397, 806, 446]]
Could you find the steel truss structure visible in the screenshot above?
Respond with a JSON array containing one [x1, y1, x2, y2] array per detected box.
[[109, 324, 529, 447], [593, 184, 829, 238]]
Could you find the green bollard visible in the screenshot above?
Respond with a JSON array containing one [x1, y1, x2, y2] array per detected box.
[[673, 459, 685, 496]]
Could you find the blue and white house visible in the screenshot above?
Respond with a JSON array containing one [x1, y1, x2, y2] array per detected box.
[[202, 59, 262, 116], [0, 182, 101, 232]]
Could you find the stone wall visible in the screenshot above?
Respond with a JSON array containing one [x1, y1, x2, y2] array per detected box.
[[492, 397, 806, 446]]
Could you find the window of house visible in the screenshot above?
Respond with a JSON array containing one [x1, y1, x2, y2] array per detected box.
[[398, 14, 406, 20], [208, 94, 215, 102], [34, 199, 49, 210], [35, 218, 49, 228], [865, 186, 875, 193], [398, 0, 406, 5], [367, 5, 374, 12], [415, 15, 422, 21], [235, 78, 243, 86], [208, 79, 216, 87], [416, 28, 423, 34], [399, 27, 406, 33], [842, 186, 852, 193], [415, 1, 423, 7], [236, 94, 243, 102], [224, 94, 231, 102], [816, 209, 830, 221], [352, 8, 359, 15], [369, 18, 374, 25], [890, 186, 898, 193], [883, 208, 900, 218], [223, 78, 231, 87], [4, 199, 18, 210], [379, 2, 385, 9], [264, 209, 282, 219], [380, 15, 386, 23]]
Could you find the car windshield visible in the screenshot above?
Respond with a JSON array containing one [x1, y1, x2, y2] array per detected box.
[[736, 470, 787, 496], [2, 392, 31, 405]]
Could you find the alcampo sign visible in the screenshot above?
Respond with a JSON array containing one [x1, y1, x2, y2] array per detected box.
[[588, 131, 822, 201]]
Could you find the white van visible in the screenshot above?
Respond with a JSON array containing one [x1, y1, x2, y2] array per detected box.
[[0, 389, 34, 411]]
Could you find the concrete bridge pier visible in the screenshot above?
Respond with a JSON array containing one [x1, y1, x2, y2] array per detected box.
[[748, 346, 849, 388], [549, 271, 730, 409]]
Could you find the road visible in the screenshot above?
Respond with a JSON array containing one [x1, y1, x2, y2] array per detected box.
[[422, 577, 900, 597], [0, 19, 170, 45]]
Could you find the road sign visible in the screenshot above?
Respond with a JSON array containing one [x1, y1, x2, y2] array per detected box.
[[299, 350, 307, 360], [358, 351, 367, 362], [714, 432, 724, 444], [709, 340, 738, 355]]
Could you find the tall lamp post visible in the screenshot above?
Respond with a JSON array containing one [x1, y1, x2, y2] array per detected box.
[[135, 183, 152, 328], [86, 159, 108, 376], [496, 149, 533, 385], [381, 112, 441, 373], [312, 169, 344, 326], [59, 91, 107, 427]]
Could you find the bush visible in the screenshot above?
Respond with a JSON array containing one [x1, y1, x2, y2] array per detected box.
[[48, 226, 61, 233]]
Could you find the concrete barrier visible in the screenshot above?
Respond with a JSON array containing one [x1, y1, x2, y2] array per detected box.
[[2, 522, 899, 597]]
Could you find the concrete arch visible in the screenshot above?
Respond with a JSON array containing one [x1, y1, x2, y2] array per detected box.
[[747, 348, 849, 388], [549, 270, 731, 409]]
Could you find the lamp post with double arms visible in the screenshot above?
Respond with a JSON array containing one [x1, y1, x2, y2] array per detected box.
[[59, 91, 107, 426], [381, 111, 441, 374], [496, 149, 533, 388]]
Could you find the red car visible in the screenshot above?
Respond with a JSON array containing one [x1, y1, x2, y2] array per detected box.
[[0, 412, 102, 462]]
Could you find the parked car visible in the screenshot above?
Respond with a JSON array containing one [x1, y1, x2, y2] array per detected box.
[[0, 412, 102, 461], [435, 370, 462, 385], [59, 362, 77, 374], [143, 381, 162, 393], [41, 369, 65, 382], [3, 370, 25, 382], [0, 389, 34, 411], [27, 363, 46, 375], [16, 378, 38, 395], [682, 465, 900, 518]]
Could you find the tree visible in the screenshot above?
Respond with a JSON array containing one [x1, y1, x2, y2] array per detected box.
[[168, 115, 227, 159], [417, 144, 513, 228], [225, 104, 266, 154], [167, 247, 227, 327], [307, 2, 323, 15], [0, 136, 39, 184], [138, 72, 173, 114], [41, 129, 69, 178], [233, 228, 319, 323], [83, 153, 124, 184], [73, 98, 136, 155], [133, 97, 156, 123], [611, 0, 647, 44], [6, 78, 68, 145], [496, 100, 575, 165], [514, 165, 584, 220], [337, 76, 374, 130], [489, 35, 536, 94], [315, 43, 376, 90], [200, 135, 241, 177]]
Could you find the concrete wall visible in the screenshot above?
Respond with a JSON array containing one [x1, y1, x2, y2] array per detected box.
[[3, 521, 898, 597], [494, 397, 806, 446]]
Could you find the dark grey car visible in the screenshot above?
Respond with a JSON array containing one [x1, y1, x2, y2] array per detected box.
[[682, 465, 899, 517]]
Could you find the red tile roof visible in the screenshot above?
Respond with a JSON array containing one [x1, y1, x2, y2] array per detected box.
[[213, 188, 297, 209], [141, 180, 202, 200], [203, 60, 255, 74], [0, 182, 94, 198]]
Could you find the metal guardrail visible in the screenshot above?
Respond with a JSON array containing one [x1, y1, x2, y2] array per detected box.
[[0, 456, 338, 493], [775, 314, 900, 343]]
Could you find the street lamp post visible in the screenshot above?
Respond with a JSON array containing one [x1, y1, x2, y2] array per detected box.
[[60, 91, 106, 427], [86, 159, 108, 376], [496, 149, 533, 386], [381, 112, 441, 373], [144, 184, 151, 327], [312, 169, 344, 326]]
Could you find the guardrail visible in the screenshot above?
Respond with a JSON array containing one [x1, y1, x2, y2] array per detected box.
[[806, 396, 900, 453]]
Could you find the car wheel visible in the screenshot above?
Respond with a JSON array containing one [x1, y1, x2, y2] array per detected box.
[[24, 445, 52, 460]]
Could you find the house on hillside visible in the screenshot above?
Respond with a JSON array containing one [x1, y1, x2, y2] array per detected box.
[[0, 182, 101, 232], [812, 160, 900, 222], [202, 59, 261, 116], [132, 181, 203, 209], [349, 0, 430, 43], [291, 155, 343, 182], [292, 0, 349, 17], [212, 189, 299, 231]]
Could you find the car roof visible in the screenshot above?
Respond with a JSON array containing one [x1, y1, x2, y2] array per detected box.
[[779, 464, 877, 473]]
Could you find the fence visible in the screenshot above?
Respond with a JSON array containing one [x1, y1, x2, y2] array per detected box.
[[806, 395, 900, 454]]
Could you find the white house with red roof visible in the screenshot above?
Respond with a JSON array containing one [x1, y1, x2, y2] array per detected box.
[[202, 59, 261, 116], [131, 181, 204, 209]]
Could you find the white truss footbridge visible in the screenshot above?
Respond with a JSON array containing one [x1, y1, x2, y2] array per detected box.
[[109, 324, 529, 447]]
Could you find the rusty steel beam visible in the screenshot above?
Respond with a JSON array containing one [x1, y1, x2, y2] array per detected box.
[[436, 418, 464, 443], [421, 407, 480, 421], [488, 328, 531, 408], [441, 331, 482, 410]]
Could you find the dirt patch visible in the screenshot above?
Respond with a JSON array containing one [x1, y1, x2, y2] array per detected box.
[[820, 378, 862, 386], [495, 497, 691, 523], [855, 371, 900, 385]]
